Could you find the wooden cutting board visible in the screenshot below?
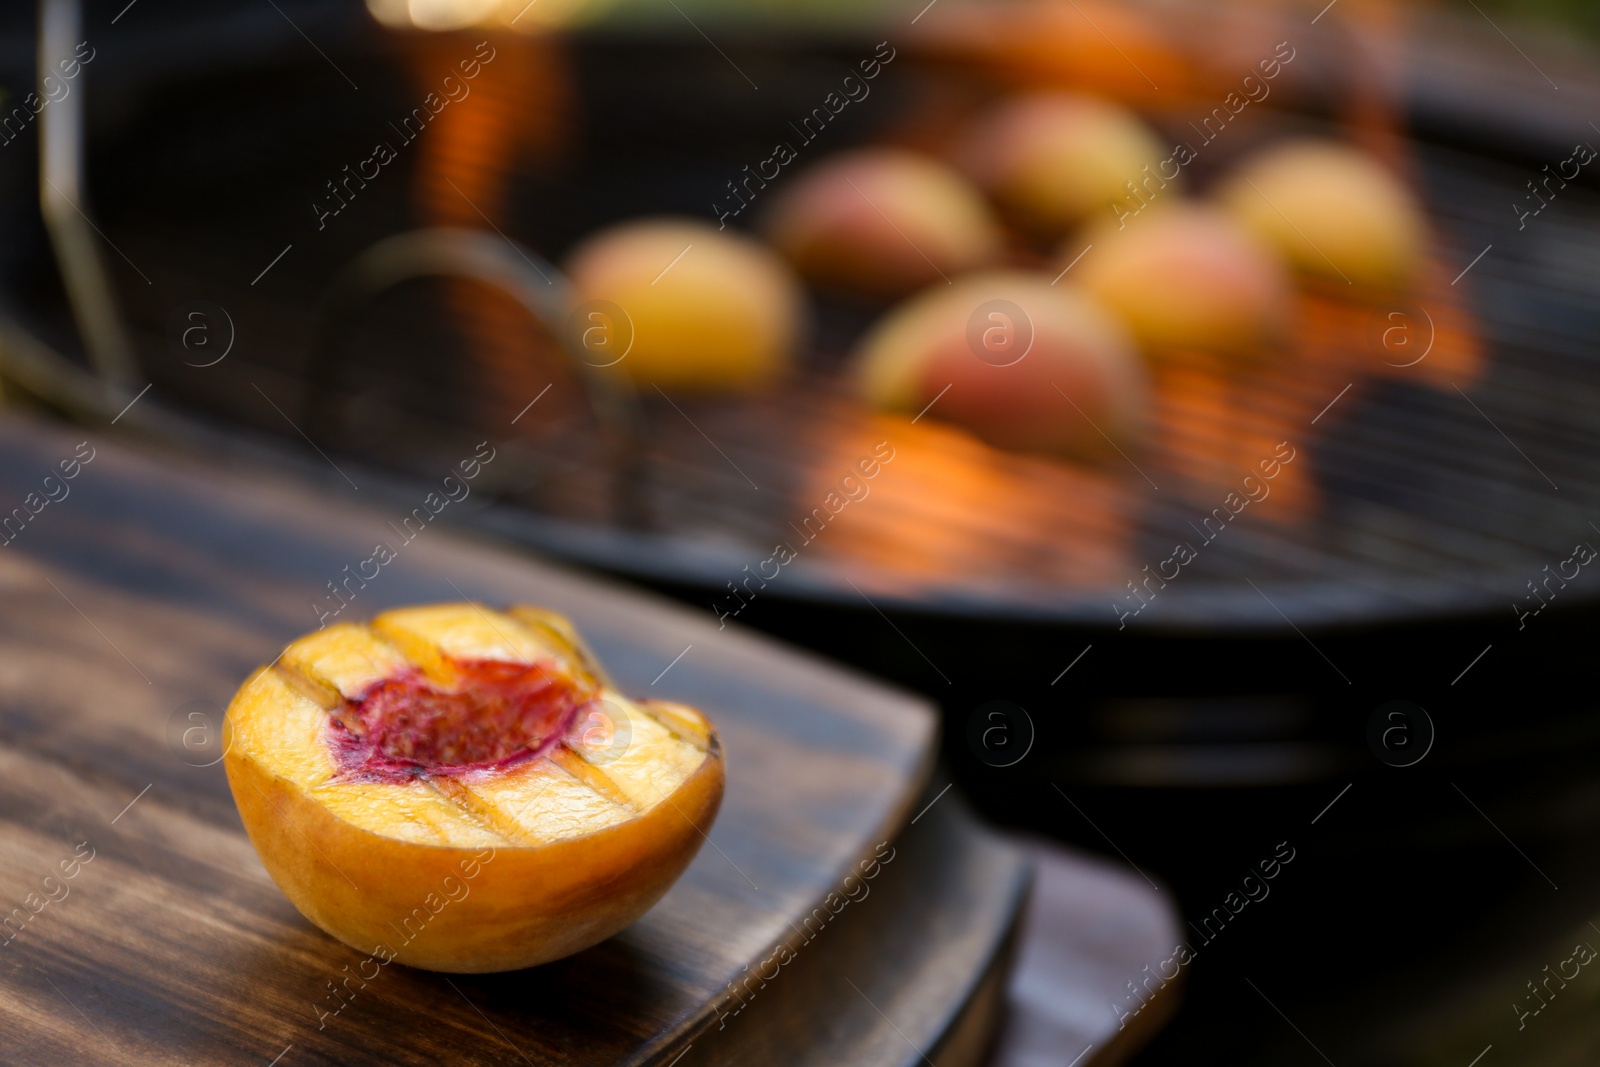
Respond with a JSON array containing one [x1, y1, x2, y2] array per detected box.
[[0, 415, 1030, 1065]]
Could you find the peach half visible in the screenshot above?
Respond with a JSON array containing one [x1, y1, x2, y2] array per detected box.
[[763, 148, 1004, 300], [954, 93, 1170, 239], [1073, 203, 1293, 361], [853, 270, 1148, 458], [223, 603, 724, 972], [564, 217, 805, 391], [1213, 139, 1426, 295]]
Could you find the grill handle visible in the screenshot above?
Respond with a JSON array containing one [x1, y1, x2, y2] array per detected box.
[[309, 227, 649, 529], [38, 0, 139, 395]]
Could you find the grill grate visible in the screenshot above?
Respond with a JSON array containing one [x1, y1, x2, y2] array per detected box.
[[21, 37, 1600, 630]]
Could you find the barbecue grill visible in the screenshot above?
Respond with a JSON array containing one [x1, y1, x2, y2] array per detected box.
[[8, 3, 1597, 625]]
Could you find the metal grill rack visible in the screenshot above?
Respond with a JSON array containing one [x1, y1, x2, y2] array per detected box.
[[5, 15, 1599, 634]]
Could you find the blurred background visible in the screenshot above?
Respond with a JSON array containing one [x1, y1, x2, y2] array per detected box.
[[2, 0, 1600, 1061]]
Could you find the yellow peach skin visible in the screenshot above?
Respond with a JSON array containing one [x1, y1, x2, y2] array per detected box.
[[1073, 203, 1293, 361], [955, 93, 1170, 239], [1213, 139, 1426, 295], [565, 217, 804, 391], [224, 604, 724, 972]]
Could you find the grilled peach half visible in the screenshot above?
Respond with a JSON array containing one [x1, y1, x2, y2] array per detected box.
[[853, 270, 1148, 458], [764, 148, 1004, 300], [565, 217, 805, 391], [1073, 203, 1293, 361], [1213, 139, 1426, 295], [954, 92, 1170, 239], [223, 603, 723, 972]]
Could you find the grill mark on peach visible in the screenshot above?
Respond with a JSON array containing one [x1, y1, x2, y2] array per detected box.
[[271, 659, 378, 744], [426, 776, 550, 846], [272, 660, 344, 713], [506, 607, 615, 689], [637, 701, 712, 751], [272, 623, 415, 718], [547, 746, 638, 811]]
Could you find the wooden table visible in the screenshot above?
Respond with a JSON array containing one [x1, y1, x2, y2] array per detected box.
[[0, 415, 1178, 1065]]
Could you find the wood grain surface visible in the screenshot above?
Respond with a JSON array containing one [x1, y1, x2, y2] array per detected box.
[[0, 414, 1200, 1067], [0, 414, 1023, 1065]]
